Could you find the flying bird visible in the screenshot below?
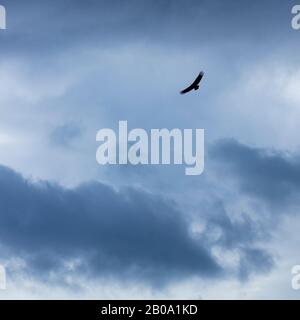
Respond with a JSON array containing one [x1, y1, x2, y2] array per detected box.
[[180, 71, 204, 94]]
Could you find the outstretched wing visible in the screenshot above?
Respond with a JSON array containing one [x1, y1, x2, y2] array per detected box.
[[180, 84, 194, 94], [192, 71, 204, 86]]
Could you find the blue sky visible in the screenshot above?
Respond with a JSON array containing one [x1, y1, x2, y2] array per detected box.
[[0, 0, 300, 299]]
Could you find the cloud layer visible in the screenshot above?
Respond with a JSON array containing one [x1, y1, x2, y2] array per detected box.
[[1, 136, 288, 287], [0, 0, 299, 298]]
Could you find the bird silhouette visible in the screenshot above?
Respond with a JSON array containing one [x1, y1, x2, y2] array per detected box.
[[180, 71, 204, 94]]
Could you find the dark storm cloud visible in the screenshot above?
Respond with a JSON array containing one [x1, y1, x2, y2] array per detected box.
[[210, 139, 300, 207], [0, 164, 221, 283]]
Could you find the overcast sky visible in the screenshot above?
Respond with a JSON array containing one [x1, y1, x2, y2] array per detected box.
[[0, 0, 300, 299]]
